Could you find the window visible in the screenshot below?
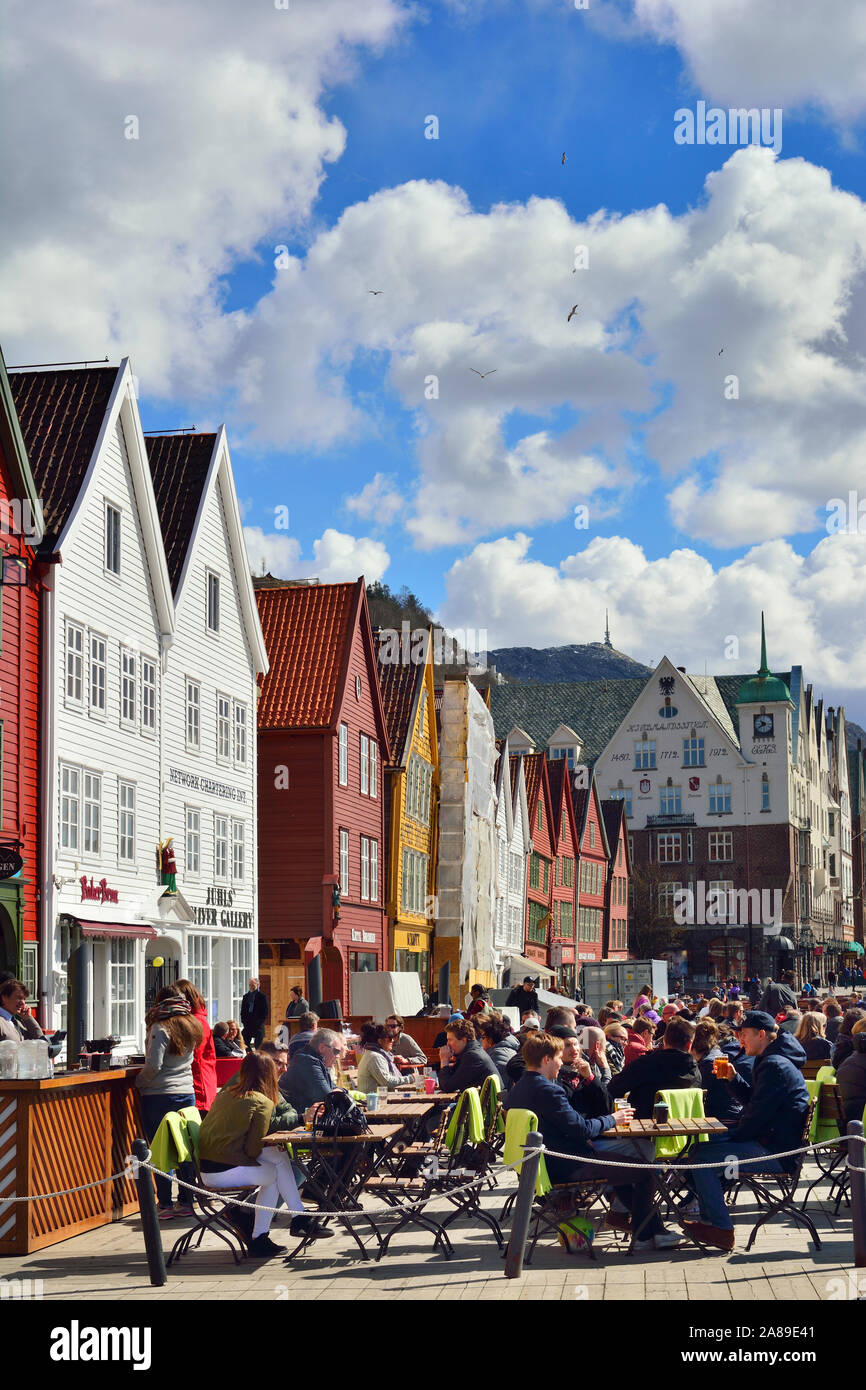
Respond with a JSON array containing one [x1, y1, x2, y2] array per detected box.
[[561, 807, 567, 838], [401, 849, 429, 915], [186, 679, 200, 750], [188, 936, 213, 1019], [21, 943, 37, 1003], [105, 503, 121, 575], [559, 901, 573, 938], [760, 775, 769, 811], [217, 695, 231, 761], [709, 779, 732, 814], [83, 772, 101, 854], [687, 831, 693, 863], [578, 906, 602, 943], [542, 859, 549, 893], [340, 829, 350, 894], [360, 734, 369, 795], [528, 901, 548, 944], [507, 903, 522, 949], [338, 723, 348, 786], [232, 820, 245, 881], [589, 822, 596, 848], [537, 802, 543, 830], [509, 851, 523, 895], [660, 783, 682, 815], [233, 703, 247, 765], [231, 938, 253, 1020], [829, 810, 835, 836], [708, 881, 735, 920], [89, 634, 106, 713], [110, 938, 135, 1037], [214, 815, 228, 880], [207, 572, 220, 633], [634, 739, 656, 769], [562, 856, 573, 887], [708, 830, 733, 862], [349, 951, 378, 974], [550, 746, 576, 768], [657, 881, 682, 916], [186, 807, 200, 876], [121, 649, 136, 724], [119, 781, 135, 861], [617, 841, 623, 866], [141, 658, 156, 732], [610, 786, 632, 817], [60, 765, 80, 851], [683, 734, 705, 767], [657, 832, 682, 863], [406, 755, 432, 823], [369, 740, 378, 798], [361, 836, 378, 902], [530, 853, 540, 890], [66, 623, 83, 703]]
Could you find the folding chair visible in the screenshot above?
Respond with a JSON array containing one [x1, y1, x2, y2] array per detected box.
[[152, 1109, 260, 1267], [500, 1108, 609, 1264], [734, 1098, 822, 1253], [800, 1077, 846, 1210], [435, 1088, 504, 1248]]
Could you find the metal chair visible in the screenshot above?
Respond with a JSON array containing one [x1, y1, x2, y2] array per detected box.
[[733, 1099, 822, 1252]]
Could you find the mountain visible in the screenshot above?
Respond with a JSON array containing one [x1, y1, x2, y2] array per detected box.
[[487, 642, 652, 684], [847, 720, 866, 750]]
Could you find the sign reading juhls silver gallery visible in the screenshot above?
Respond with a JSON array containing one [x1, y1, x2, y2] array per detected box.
[[168, 767, 247, 803], [193, 885, 253, 930]]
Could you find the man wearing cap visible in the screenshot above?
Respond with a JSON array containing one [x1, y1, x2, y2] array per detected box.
[[505, 977, 540, 1015], [681, 1010, 809, 1251], [550, 1024, 611, 1120], [608, 1016, 701, 1118]]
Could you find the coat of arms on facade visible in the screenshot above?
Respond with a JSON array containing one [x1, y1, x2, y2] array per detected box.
[[659, 676, 676, 696]]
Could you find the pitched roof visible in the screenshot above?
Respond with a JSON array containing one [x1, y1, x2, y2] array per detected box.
[[522, 751, 544, 816], [546, 758, 567, 823], [601, 798, 625, 855], [9, 366, 120, 549], [256, 580, 359, 730], [377, 653, 423, 767], [145, 433, 216, 594]]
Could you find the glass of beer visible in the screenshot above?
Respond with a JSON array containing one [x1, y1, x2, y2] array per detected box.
[[713, 1057, 728, 1079]]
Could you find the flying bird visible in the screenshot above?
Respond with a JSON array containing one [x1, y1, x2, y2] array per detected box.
[[718, 348, 724, 355], [368, 289, 383, 295], [470, 368, 497, 378], [561, 152, 567, 165], [567, 304, 579, 322]]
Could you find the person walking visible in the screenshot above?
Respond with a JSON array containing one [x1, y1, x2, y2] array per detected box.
[[135, 987, 203, 1219], [240, 977, 268, 1050], [175, 979, 217, 1115]]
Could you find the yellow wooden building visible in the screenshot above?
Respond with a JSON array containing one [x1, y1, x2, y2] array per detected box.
[[377, 630, 439, 989]]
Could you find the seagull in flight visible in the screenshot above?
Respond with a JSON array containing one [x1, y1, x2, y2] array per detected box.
[[561, 152, 567, 165], [567, 304, 579, 322], [718, 347, 724, 355], [368, 289, 383, 295], [470, 368, 497, 378]]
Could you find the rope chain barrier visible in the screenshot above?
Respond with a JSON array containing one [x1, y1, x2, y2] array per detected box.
[[504, 1129, 865, 1174]]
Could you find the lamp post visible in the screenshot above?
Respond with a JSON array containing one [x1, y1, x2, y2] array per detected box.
[[800, 925, 814, 991]]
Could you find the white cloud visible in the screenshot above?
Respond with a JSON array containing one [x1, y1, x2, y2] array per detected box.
[[345, 473, 404, 526], [242, 524, 389, 585], [439, 529, 866, 711]]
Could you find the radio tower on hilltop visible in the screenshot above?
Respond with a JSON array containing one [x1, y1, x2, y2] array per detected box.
[[604, 608, 612, 649]]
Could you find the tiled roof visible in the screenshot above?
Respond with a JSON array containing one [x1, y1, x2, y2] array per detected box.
[[256, 580, 359, 729], [546, 758, 567, 825], [601, 798, 625, 854], [146, 433, 216, 594], [377, 654, 422, 767], [9, 366, 119, 549], [571, 786, 589, 838], [522, 751, 544, 816]]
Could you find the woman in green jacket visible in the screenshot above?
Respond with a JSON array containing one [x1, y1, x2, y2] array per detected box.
[[198, 1052, 305, 1257]]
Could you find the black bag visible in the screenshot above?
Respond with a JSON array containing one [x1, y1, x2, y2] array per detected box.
[[313, 1089, 371, 1139]]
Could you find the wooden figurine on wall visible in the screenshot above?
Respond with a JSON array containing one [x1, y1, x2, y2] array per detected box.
[[158, 837, 177, 894]]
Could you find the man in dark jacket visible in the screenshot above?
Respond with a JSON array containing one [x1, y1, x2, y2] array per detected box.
[[478, 1015, 519, 1088], [437, 1018, 499, 1091], [758, 972, 798, 1018], [836, 1025, 866, 1124], [682, 1011, 809, 1251], [240, 977, 269, 1050], [505, 978, 539, 1015], [504, 1033, 680, 1250], [549, 1025, 610, 1120], [607, 1016, 701, 1118], [281, 1028, 346, 1110]]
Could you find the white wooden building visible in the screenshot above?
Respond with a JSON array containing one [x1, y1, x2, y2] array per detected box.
[[492, 741, 531, 985]]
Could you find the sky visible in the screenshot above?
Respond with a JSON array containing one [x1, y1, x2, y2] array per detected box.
[[3, 0, 866, 719]]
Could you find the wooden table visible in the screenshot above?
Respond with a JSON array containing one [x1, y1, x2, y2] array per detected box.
[[263, 1123, 403, 1148], [612, 1117, 729, 1255]]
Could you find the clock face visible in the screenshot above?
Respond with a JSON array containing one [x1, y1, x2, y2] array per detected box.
[[753, 713, 774, 737]]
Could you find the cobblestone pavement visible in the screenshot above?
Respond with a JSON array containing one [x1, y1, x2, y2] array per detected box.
[[1, 1158, 861, 1302]]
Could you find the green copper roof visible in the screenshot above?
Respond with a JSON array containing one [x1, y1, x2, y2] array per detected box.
[[736, 614, 792, 706]]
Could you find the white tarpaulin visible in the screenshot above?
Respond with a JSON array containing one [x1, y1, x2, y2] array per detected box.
[[459, 683, 498, 982], [349, 971, 424, 1020]]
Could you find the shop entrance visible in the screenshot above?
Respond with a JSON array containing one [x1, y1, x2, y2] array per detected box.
[[0, 903, 18, 976]]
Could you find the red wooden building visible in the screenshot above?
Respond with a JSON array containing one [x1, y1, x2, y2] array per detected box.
[[0, 348, 41, 1000], [255, 577, 390, 1015], [521, 752, 554, 974], [601, 798, 630, 960], [546, 758, 578, 995], [572, 775, 610, 972]]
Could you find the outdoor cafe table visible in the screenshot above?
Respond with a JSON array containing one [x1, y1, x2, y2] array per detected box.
[[263, 1124, 404, 1259], [610, 1116, 729, 1255]]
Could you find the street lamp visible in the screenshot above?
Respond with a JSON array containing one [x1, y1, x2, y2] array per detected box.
[[800, 925, 815, 989]]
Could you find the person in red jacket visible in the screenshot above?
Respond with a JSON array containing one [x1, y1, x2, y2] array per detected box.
[[176, 978, 217, 1114], [623, 1017, 655, 1066]]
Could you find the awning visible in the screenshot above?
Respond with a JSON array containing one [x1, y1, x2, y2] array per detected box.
[[78, 920, 158, 940], [768, 935, 795, 950], [503, 951, 555, 979], [842, 941, 865, 955]]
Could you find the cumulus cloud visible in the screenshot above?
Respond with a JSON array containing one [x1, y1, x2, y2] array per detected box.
[[439, 529, 866, 711], [242, 525, 389, 585], [345, 473, 404, 526]]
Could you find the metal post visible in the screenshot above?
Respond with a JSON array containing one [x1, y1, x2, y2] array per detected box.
[[849, 1122, 866, 1269], [504, 1131, 543, 1279], [132, 1137, 167, 1287]]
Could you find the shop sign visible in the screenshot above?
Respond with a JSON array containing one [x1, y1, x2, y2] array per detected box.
[[192, 884, 252, 930], [168, 767, 247, 803], [80, 876, 119, 904], [0, 847, 23, 879], [351, 930, 376, 944], [393, 929, 427, 949]]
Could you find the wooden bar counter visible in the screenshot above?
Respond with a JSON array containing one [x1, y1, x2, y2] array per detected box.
[[0, 1067, 142, 1255]]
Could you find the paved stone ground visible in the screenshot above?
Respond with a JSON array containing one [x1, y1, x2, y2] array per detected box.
[[1, 1157, 860, 1302]]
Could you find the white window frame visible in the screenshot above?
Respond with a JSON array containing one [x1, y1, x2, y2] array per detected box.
[[708, 830, 733, 862], [83, 770, 101, 856], [214, 814, 229, 880], [660, 783, 682, 815], [89, 632, 107, 717], [683, 736, 705, 768], [709, 781, 732, 815], [369, 740, 378, 799], [119, 780, 136, 863], [761, 775, 771, 812], [232, 819, 245, 881], [338, 723, 348, 786], [231, 938, 253, 1020], [206, 570, 220, 634], [104, 501, 121, 577], [141, 657, 156, 735], [339, 828, 350, 895], [657, 832, 682, 863], [188, 935, 214, 1021], [185, 805, 201, 879], [233, 702, 247, 767], [361, 836, 378, 902], [216, 693, 231, 763], [120, 648, 137, 727], [634, 739, 656, 770], [109, 937, 136, 1039], [186, 678, 201, 752], [360, 734, 369, 795], [65, 622, 84, 706], [60, 763, 80, 852]]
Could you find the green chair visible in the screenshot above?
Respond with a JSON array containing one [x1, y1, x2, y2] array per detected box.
[[500, 1108, 606, 1264], [150, 1106, 258, 1267]]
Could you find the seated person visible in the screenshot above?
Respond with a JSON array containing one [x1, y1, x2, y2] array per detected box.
[[778, 1007, 802, 1035], [436, 1017, 499, 1092], [545, 1006, 578, 1030], [581, 1026, 612, 1084], [198, 1053, 311, 1256], [257, 1042, 299, 1131], [225, 1020, 246, 1054], [281, 1028, 347, 1111], [683, 1010, 809, 1251], [504, 1033, 680, 1251], [573, 1004, 601, 1027], [0, 977, 44, 1040], [213, 1021, 243, 1058], [604, 1021, 629, 1076], [691, 1019, 743, 1127], [384, 1014, 427, 1064], [794, 1011, 833, 1063], [823, 998, 844, 1044], [836, 1019, 866, 1125], [608, 1017, 701, 1119], [478, 1013, 520, 1088], [833, 1009, 866, 1071], [653, 1004, 679, 1042], [549, 1024, 610, 1120], [466, 984, 493, 1017], [356, 1022, 404, 1092], [520, 1009, 541, 1031], [279, 1011, 320, 1059], [623, 1017, 655, 1066]]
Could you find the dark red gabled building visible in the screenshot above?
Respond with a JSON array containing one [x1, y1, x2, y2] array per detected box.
[[522, 751, 554, 974], [546, 758, 578, 995], [255, 577, 390, 1014], [0, 348, 41, 1001], [572, 774, 610, 973], [601, 798, 630, 960]]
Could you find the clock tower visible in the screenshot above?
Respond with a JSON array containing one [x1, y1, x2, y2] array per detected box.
[[735, 613, 793, 754]]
